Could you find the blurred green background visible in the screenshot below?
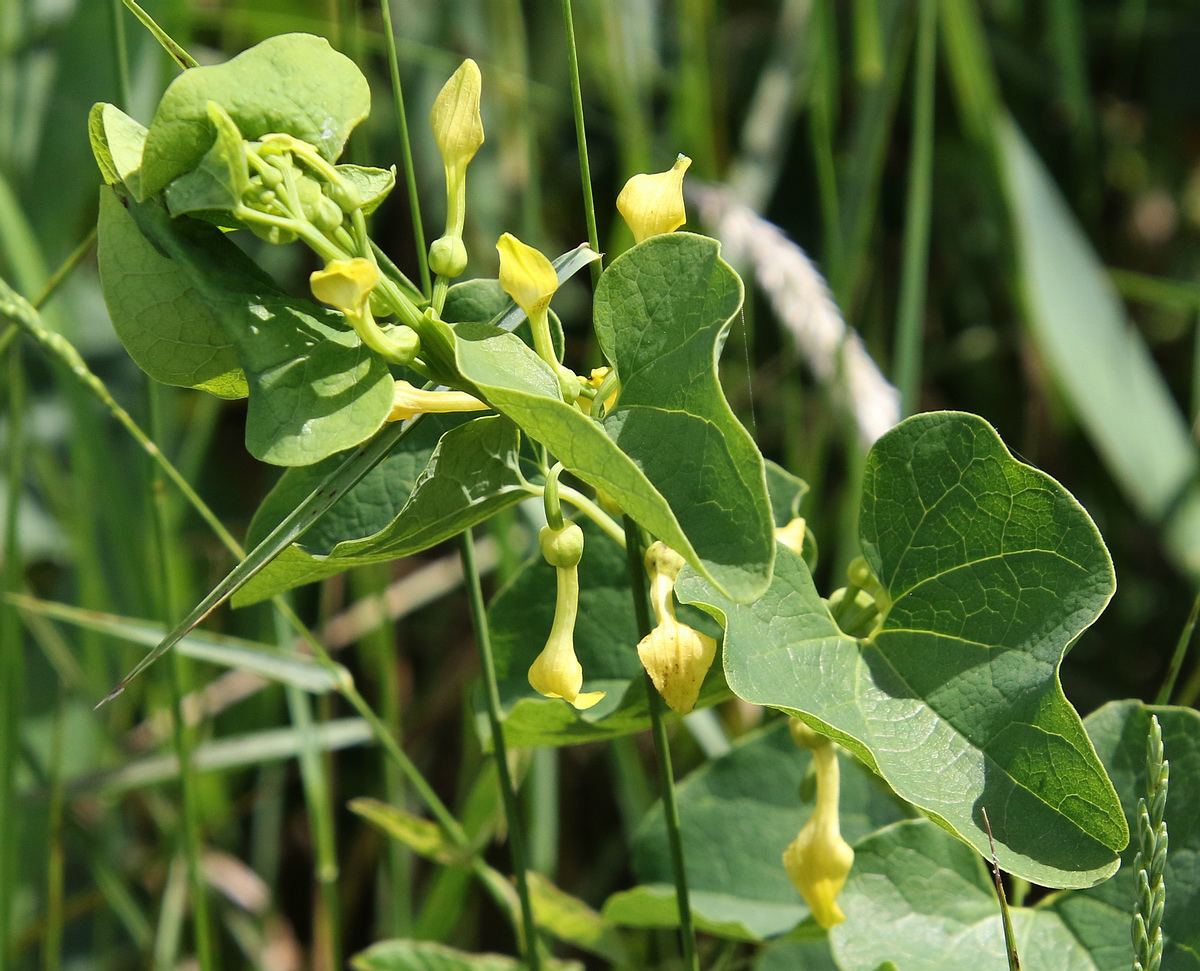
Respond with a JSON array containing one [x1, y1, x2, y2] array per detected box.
[[4, 0, 1200, 967]]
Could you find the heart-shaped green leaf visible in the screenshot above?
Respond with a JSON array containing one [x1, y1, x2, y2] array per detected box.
[[97, 189, 247, 399], [139, 33, 370, 198], [233, 414, 529, 605], [603, 720, 908, 941], [827, 701, 1200, 969], [677, 411, 1126, 888], [111, 189, 393, 465]]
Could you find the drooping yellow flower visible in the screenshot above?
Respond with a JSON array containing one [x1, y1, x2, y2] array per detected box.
[[783, 720, 854, 929], [430, 58, 484, 179], [637, 542, 717, 714], [616, 155, 691, 243], [527, 522, 605, 711], [386, 380, 490, 423], [310, 257, 378, 317]]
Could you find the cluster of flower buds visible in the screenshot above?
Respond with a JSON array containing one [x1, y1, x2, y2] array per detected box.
[[526, 521, 605, 710], [782, 718, 855, 929], [637, 542, 717, 714]]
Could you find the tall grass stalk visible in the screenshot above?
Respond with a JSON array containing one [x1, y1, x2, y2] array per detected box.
[[377, 0, 430, 294], [459, 530, 541, 967], [893, 0, 937, 418], [560, 0, 601, 283], [622, 516, 698, 971]]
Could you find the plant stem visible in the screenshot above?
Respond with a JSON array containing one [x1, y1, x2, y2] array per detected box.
[[622, 516, 698, 971], [893, 0, 937, 418], [1157, 588, 1200, 705], [561, 0, 602, 286], [458, 530, 541, 968], [377, 0, 431, 295]]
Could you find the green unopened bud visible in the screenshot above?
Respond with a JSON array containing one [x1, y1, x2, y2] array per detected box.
[[431, 58, 484, 177], [327, 177, 362, 213], [617, 155, 691, 243], [429, 235, 468, 278], [540, 522, 584, 569]]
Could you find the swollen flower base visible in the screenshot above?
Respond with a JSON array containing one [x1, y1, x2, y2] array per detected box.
[[527, 522, 605, 711], [637, 541, 717, 714]]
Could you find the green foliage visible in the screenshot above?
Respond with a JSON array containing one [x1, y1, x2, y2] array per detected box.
[[9, 3, 1200, 969], [679, 411, 1126, 887]]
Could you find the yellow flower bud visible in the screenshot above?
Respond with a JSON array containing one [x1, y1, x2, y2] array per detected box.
[[386, 380, 490, 423], [782, 740, 854, 929], [310, 258, 378, 317], [775, 517, 808, 556], [636, 541, 716, 714], [616, 155, 691, 243], [497, 232, 558, 321], [430, 58, 484, 176], [528, 523, 605, 711]]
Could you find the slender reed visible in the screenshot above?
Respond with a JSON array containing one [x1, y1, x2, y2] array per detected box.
[[561, 0, 602, 284], [377, 0, 430, 295], [893, 0, 936, 419], [622, 517, 698, 971], [459, 531, 541, 968]]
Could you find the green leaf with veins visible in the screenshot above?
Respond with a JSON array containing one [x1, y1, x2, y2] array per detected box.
[[111, 189, 393, 465], [233, 415, 529, 605], [425, 232, 773, 602], [677, 411, 1125, 888], [97, 189, 247, 399], [828, 701, 1200, 969], [138, 33, 370, 199]]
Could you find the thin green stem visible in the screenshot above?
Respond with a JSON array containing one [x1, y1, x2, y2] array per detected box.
[[109, 0, 132, 109], [622, 516, 697, 971], [982, 807, 1021, 971], [893, 0, 937, 418], [1157, 589, 1200, 705], [561, 0, 602, 286], [31, 228, 96, 311], [119, 0, 197, 70], [42, 687, 66, 971], [459, 531, 541, 968], [378, 0, 431, 295]]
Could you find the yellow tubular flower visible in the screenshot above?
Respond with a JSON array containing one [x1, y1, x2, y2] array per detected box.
[[616, 155, 692, 243], [637, 542, 717, 714], [527, 523, 605, 711], [310, 258, 378, 317], [497, 232, 560, 370], [783, 721, 855, 929], [386, 380, 490, 423]]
